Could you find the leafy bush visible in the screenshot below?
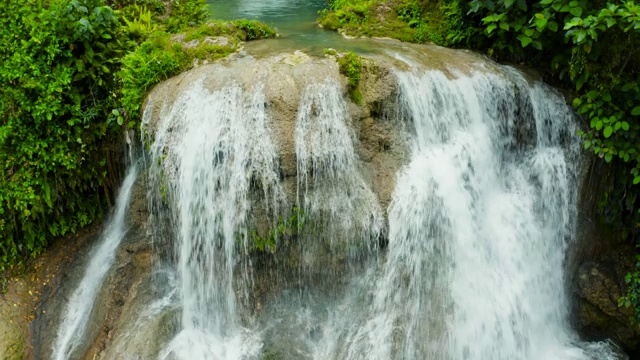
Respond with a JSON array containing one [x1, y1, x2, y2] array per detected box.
[[165, 0, 209, 33], [119, 20, 276, 122], [0, 0, 124, 269], [0, 0, 276, 272], [318, 0, 463, 45], [233, 19, 278, 40]]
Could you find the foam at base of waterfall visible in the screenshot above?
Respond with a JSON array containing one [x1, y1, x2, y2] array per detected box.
[[159, 328, 262, 360]]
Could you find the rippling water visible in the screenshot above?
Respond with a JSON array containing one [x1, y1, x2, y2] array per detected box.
[[207, 0, 378, 55]]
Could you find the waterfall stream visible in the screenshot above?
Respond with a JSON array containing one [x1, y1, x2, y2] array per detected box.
[[309, 65, 617, 360], [52, 164, 138, 360], [145, 81, 285, 359], [48, 47, 625, 360]]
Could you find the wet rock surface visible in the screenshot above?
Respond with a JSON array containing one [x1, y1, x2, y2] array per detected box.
[[573, 158, 640, 355], [574, 244, 640, 352], [0, 224, 100, 360]]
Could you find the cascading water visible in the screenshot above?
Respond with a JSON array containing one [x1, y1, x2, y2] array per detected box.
[[295, 80, 383, 257], [46, 48, 629, 360], [312, 64, 619, 360], [144, 80, 285, 360], [52, 164, 138, 360]]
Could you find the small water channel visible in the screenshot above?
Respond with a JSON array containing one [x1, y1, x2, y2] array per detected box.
[[207, 0, 379, 55]]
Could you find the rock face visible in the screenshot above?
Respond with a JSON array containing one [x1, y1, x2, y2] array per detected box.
[[573, 159, 640, 354], [141, 46, 413, 220], [575, 252, 640, 350]]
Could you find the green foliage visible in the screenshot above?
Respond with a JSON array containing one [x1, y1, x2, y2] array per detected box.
[[0, 0, 276, 273], [337, 51, 364, 105], [119, 20, 276, 122], [165, 0, 209, 33], [249, 207, 306, 254], [233, 19, 278, 40], [0, 0, 126, 270], [121, 4, 159, 40], [318, 0, 467, 45], [619, 253, 640, 322]]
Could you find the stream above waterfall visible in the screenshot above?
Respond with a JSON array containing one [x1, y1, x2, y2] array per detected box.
[[207, 0, 380, 55]]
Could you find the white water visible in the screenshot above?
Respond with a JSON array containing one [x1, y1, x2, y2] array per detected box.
[[311, 66, 619, 360], [144, 81, 284, 360], [89, 58, 626, 360], [295, 80, 383, 256], [52, 164, 138, 360]]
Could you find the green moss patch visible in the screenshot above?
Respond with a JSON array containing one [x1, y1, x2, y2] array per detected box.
[[319, 0, 450, 45], [120, 20, 276, 123]]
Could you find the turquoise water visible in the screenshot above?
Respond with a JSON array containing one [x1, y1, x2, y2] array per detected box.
[[206, 0, 378, 56]]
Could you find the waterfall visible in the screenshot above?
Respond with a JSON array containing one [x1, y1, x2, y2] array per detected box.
[[295, 80, 383, 258], [312, 65, 619, 360], [55, 51, 628, 360], [144, 80, 284, 360], [52, 164, 138, 360]]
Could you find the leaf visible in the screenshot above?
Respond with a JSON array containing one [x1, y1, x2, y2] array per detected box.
[[499, 21, 509, 31], [486, 24, 497, 34], [520, 36, 533, 47], [605, 153, 613, 163], [573, 97, 582, 107], [596, 120, 603, 130], [532, 40, 542, 50], [547, 21, 558, 32], [604, 125, 613, 138], [622, 83, 635, 92], [634, 176, 640, 185], [605, 17, 617, 28], [622, 122, 630, 131], [570, 7, 583, 17], [632, 106, 640, 116]]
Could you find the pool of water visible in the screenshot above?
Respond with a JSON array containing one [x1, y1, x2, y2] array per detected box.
[[207, 0, 380, 56]]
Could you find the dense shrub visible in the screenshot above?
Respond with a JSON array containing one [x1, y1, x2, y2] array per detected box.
[[0, 0, 124, 269], [0, 0, 276, 272]]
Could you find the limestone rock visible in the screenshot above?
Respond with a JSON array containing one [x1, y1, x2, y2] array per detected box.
[[203, 36, 230, 47], [575, 247, 640, 351]]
